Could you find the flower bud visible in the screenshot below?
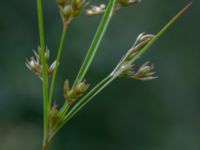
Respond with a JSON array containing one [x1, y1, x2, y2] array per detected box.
[[63, 5, 73, 20], [71, 0, 86, 16], [63, 79, 89, 106], [76, 80, 89, 94]]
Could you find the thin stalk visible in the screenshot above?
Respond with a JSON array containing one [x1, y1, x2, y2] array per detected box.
[[37, 0, 49, 144], [129, 2, 193, 65], [49, 24, 68, 106], [73, 0, 117, 87], [49, 74, 116, 140]]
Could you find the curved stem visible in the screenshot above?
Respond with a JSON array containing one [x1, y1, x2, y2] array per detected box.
[[73, 0, 117, 87]]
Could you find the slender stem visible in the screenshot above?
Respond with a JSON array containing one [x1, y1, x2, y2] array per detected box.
[[37, 0, 49, 144], [73, 0, 117, 87], [129, 2, 193, 65], [49, 24, 68, 106], [49, 75, 116, 140]]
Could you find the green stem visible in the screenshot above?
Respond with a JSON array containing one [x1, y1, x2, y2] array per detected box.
[[37, 0, 49, 143], [73, 0, 117, 87], [129, 2, 193, 65], [49, 24, 68, 106]]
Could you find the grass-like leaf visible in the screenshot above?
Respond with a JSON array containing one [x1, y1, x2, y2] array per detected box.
[[73, 0, 117, 87]]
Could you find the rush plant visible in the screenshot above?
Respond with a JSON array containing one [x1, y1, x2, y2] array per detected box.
[[25, 0, 192, 149]]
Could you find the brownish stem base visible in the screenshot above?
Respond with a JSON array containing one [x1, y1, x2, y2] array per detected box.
[[42, 134, 50, 150]]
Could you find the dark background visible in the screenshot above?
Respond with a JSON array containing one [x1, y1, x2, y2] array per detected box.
[[0, 0, 199, 150]]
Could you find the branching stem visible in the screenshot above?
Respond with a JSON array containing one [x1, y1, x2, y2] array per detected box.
[[49, 74, 116, 140]]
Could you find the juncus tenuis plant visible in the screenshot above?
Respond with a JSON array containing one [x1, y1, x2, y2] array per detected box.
[[26, 0, 192, 149]]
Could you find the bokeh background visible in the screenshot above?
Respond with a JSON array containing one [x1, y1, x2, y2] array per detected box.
[[0, 0, 199, 150]]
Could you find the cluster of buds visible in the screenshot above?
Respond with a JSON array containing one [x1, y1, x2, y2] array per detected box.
[[63, 80, 89, 106], [124, 33, 155, 62], [120, 62, 157, 81], [111, 33, 156, 81], [86, 4, 106, 16], [134, 62, 157, 80], [26, 47, 57, 80], [56, 0, 87, 24]]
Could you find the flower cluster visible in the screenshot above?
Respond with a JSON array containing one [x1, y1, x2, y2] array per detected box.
[[124, 33, 155, 62], [86, 0, 141, 16], [111, 32, 157, 81], [56, 0, 87, 24], [120, 62, 157, 81], [26, 47, 57, 79], [86, 4, 106, 16], [63, 80, 89, 106], [134, 62, 157, 80]]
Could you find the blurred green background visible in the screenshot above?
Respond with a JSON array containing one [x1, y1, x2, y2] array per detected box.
[[0, 0, 199, 150]]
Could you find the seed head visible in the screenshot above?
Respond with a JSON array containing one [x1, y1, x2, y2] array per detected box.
[[26, 47, 57, 79], [134, 62, 157, 81], [63, 79, 89, 106], [119, 62, 157, 81], [125, 33, 154, 62], [111, 33, 156, 80], [56, 0, 87, 24]]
